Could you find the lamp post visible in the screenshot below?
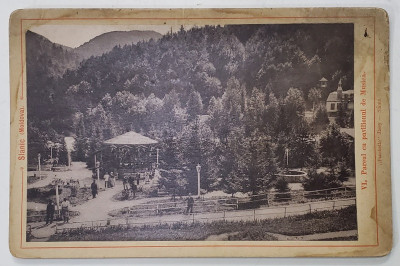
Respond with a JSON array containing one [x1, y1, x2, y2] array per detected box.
[[94, 154, 100, 183], [55, 183, 60, 217], [156, 148, 159, 169], [196, 163, 201, 198], [37, 153, 41, 180], [285, 148, 289, 169]]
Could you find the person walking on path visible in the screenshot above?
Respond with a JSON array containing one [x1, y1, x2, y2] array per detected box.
[[110, 172, 115, 188], [186, 193, 194, 214], [61, 198, 70, 223], [129, 175, 137, 198], [91, 180, 98, 199], [45, 199, 55, 225], [104, 172, 110, 189], [123, 175, 129, 191]]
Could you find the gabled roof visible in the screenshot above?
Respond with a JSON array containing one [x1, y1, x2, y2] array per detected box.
[[104, 131, 158, 145], [320, 77, 328, 82]]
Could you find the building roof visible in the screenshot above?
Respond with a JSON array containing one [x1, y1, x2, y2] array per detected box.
[[104, 131, 158, 145], [326, 91, 338, 102], [343, 90, 354, 94], [340, 128, 355, 138], [326, 90, 354, 102], [320, 77, 328, 82]]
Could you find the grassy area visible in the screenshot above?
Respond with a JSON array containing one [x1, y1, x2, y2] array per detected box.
[[259, 205, 357, 236], [27, 175, 42, 184], [108, 198, 236, 218], [27, 186, 92, 206], [49, 206, 357, 241]]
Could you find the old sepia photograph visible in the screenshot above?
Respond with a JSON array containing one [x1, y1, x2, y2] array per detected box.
[[23, 22, 358, 242]]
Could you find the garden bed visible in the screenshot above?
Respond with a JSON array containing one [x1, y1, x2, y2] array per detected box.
[[50, 206, 357, 241]]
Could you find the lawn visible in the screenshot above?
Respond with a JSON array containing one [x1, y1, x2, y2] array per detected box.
[[49, 206, 357, 241]]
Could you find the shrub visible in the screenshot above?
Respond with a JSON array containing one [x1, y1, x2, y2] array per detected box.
[[335, 161, 350, 182], [302, 169, 342, 198]]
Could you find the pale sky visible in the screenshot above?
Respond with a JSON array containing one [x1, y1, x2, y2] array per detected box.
[[30, 24, 192, 48]]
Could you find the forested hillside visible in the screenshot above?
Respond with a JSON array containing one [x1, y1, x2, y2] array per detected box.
[[27, 24, 354, 194], [74, 30, 162, 59]]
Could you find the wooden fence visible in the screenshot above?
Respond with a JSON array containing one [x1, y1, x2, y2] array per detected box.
[[54, 197, 356, 234]]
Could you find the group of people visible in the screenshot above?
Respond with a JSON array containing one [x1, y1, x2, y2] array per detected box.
[[103, 172, 116, 189], [89, 171, 139, 200], [90, 172, 117, 199], [44, 170, 196, 226], [45, 198, 71, 225], [122, 174, 140, 198]]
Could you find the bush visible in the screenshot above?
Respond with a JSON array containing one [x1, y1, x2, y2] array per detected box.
[[302, 169, 342, 198], [313, 104, 329, 126], [335, 161, 350, 182]]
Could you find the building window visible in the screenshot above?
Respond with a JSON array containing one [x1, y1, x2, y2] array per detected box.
[[331, 103, 335, 110]]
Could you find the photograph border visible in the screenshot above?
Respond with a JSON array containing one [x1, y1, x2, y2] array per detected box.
[[9, 8, 391, 258]]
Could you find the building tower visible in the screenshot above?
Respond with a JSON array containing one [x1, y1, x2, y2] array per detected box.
[[319, 77, 328, 89], [337, 79, 343, 99]]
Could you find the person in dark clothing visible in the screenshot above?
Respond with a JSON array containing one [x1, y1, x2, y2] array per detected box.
[[122, 175, 128, 190], [91, 180, 98, 199], [186, 193, 194, 214], [45, 199, 55, 225], [130, 181, 137, 198]]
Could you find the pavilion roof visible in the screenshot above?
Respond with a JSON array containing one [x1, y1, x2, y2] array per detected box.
[[104, 131, 158, 145]]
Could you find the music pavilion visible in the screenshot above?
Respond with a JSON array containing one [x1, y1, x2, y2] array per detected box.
[[93, 131, 159, 179]]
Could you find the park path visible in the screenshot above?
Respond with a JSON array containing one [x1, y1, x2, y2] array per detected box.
[[27, 161, 356, 241], [28, 162, 93, 189], [29, 196, 355, 241], [69, 181, 171, 222]]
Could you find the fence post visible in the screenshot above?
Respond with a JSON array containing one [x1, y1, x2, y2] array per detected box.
[[309, 204, 312, 214], [325, 190, 328, 199], [333, 201, 336, 210], [192, 213, 195, 224], [156, 204, 159, 215], [236, 198, 239, 210], [223, 211, 226, 222], [344, 186, 347, 197], [253, 209, 256, 222], [284, 207, 287, 218]]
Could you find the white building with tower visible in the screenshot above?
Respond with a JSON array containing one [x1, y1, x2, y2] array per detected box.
[[325, 79, 354, 118]]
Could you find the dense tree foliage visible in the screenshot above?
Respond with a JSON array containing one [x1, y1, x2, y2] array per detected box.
[[27, 24, 354, 194]]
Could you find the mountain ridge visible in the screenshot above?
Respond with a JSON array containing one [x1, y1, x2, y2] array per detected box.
[[74, 30, 162, 59]]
